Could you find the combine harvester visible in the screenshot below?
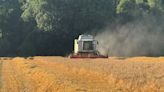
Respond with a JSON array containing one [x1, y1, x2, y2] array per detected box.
[[69, 34, 108, 58]]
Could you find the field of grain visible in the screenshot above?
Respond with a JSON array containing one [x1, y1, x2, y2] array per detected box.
[[0, 56, 164, 92]]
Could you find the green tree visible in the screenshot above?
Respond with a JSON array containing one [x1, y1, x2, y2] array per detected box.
[[0, 0, 23, 56], [20, 0, 61, 31], [117, 0, 164, 14]]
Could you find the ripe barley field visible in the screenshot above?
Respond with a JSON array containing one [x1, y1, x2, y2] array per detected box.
[[0, 56, 164, 92]]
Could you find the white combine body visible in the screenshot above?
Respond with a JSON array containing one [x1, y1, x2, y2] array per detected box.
[[69, 34, 107, 58]]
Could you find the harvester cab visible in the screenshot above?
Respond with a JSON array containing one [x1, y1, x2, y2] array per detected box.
[[69, 34, 108, 58]]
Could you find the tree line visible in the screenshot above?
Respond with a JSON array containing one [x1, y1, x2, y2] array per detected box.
[[0, 0, 163, 56]]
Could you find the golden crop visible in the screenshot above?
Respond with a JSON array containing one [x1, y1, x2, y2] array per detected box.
[[0, 56, 164, 92]]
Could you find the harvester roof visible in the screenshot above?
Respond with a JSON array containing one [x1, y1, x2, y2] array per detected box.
[[78, 35, 94, 41]]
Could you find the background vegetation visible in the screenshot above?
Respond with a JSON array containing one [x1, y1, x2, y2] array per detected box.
[[0, 0, 164, 56]]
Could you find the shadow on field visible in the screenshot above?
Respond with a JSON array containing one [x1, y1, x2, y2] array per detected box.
[[0, 56, 35, 60], [115, 57, 127, 60]]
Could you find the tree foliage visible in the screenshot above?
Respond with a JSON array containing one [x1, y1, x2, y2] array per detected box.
[[0, 0, 163, 56], [117, 0, 164, 14]]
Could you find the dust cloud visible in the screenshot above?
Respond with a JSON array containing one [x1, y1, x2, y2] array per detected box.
[[95, 16, 164, 57]]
